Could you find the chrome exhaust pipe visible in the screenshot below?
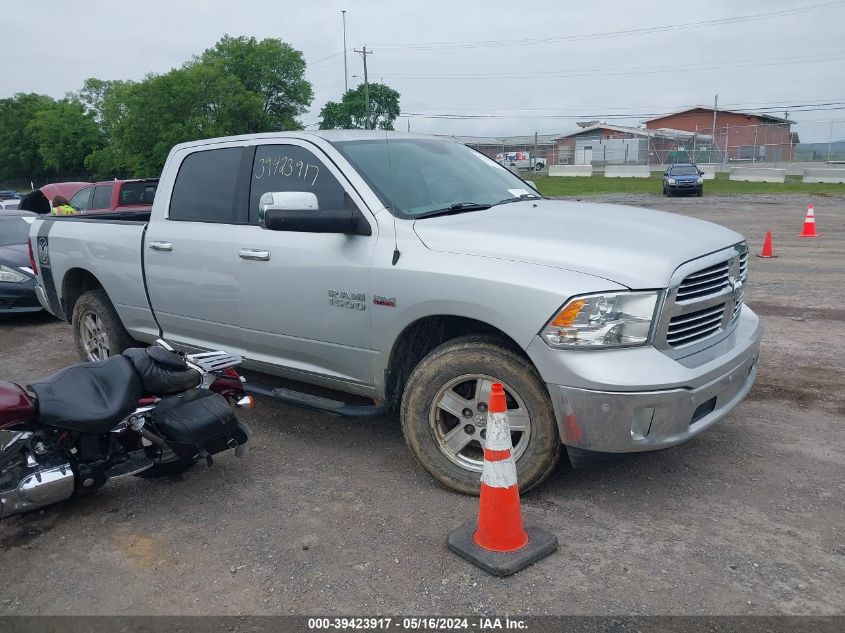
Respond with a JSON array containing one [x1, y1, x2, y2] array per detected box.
[[0, 464, 75, 518]]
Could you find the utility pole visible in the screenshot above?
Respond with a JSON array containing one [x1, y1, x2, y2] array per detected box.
[[354, 45, 372, 128], [711, 94, 719, 162], [828, 119, 835, 162], [341, 10, 348, 93]]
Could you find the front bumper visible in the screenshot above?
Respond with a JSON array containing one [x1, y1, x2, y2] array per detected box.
[[666, 181, 702, 193], [528, 307, 762, 453], [0, 279, 42, 314]]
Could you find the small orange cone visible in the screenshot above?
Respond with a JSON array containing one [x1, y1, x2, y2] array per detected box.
[[473, 384, 528, 552], [799, 204, 819, 238], [447, 383, 557, 576], [757, 230, 776, 258]]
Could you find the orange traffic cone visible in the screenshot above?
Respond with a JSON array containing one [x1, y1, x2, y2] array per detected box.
[[800, 204, 819, 238], [757, 230, 776, 258], [447, 383, 557, 576]]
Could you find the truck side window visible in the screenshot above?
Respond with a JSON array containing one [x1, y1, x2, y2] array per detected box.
[[91, 185, 113, 210], [170, 147, 244, 223], [249, 144, 347, 223], [69, 187, 93, 211]]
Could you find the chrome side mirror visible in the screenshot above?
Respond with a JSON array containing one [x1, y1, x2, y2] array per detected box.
[[258, 191, 319, 226], [258, 190, 370, 236]]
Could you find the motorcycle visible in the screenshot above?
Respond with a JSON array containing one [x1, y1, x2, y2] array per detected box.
[[0, 340, 253, 519]]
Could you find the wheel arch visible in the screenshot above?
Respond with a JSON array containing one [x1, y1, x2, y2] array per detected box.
[[383, 314, 535, 408], [61, 268, 104, 321]]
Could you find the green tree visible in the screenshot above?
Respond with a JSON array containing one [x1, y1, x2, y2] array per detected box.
[[198, 34, 313, 132], [0, 93, 55, 182], [28, 100, 104, 176], [88, 35, 314, 177], [78, 79, 135, 177], [319, 83, 401, 130]]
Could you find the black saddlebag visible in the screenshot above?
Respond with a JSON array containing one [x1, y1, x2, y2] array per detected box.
[[150, 390, 247, 460]]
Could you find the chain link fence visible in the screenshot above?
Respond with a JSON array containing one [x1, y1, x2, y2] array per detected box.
[[460, 119, 845, 173]]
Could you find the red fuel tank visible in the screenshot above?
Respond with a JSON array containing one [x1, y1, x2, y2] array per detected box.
[[0, 381, 37, 428]]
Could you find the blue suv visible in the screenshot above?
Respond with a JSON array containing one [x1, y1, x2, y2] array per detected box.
[[663, 163, 704, 197]]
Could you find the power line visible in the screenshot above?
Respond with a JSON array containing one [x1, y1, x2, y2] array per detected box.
[[378, 52, 845, 81], [400, 105, 845, 121], [400, 98, 845, 113], [371, 2, 845, 51]]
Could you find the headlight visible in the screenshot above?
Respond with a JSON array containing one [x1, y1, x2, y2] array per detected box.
[[667, 178, 676, 184], [696, 176, 704, 184], [0, 265, 27, 283], [541, 292, 659, 348]]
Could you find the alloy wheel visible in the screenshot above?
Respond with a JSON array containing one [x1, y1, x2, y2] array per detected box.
[[429, 374, 531, 472], [79, 311, 111, 361]]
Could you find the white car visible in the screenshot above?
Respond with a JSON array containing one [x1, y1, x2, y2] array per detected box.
[[495, 151, 545, 171]]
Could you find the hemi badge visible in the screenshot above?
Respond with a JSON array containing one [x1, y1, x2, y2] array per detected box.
[[373, 295, 396, 307]]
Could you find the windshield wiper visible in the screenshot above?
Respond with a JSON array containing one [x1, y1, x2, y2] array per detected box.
[[415, 202, 493, 219], [494, 192, 542, 206]]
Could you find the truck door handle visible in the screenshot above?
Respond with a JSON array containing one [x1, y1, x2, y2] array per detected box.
[[149, 241, 173, 252], [238, 249, 271, 261]]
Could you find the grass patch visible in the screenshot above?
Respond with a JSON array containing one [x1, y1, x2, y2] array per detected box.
[[532, 173, 845, 197]]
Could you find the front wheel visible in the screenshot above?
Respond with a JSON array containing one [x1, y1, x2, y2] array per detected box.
[[400, 335, 561, 495], [72, 288, 135, 361]]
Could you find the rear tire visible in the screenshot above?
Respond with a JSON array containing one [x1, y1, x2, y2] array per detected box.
[[400, 335, 561, 495], [71, 288, 135, 362]]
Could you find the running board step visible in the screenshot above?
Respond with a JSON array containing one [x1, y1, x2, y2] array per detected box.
[[247, 384, 388, 418]]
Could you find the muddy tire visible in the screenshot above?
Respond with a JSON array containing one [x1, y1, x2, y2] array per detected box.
[[400, 335, 561, 495], [71, 288, 135, 362]]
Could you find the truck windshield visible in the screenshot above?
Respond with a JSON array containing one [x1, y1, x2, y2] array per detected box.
[[332, 138, 539, 218], [670, 166, 699, 176]]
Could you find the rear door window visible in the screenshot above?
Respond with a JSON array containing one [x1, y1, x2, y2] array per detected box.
[[120, 181, 158, 206], [91, 185, 113, 210], [249, 144, 347, 223], [70, 187, 93, 211], [169, 148, 245, 223]]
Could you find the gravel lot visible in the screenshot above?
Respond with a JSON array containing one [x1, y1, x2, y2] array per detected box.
[[1, 194, 843, 616]]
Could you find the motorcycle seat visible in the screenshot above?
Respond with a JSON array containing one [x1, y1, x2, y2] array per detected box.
[[28, 355, 143, 434]]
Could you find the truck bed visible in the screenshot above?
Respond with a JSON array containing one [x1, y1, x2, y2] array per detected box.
[[29, 214, 159, 341]]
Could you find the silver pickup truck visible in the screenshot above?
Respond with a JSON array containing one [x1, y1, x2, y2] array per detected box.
[[29, 131, 761, 494]]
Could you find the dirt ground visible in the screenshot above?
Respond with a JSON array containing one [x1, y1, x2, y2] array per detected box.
[[0, 194, 842, 616]]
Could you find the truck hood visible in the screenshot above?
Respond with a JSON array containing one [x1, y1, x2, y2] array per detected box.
[[412, 199, 744, 288]]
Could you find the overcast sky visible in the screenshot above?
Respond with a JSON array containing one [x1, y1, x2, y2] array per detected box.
[[3, 0, 844, 142]]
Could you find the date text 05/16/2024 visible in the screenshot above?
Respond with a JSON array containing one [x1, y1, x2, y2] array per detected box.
[[307, 617, 527, 630]]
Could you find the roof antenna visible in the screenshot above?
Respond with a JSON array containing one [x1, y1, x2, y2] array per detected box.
[[385, 128, 400, 265]]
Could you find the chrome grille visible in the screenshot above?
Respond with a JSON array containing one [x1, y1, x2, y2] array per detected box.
[[676, 261, 731, 301], [732, 251, 749, 321], [658, 243, 749, 352], [667, 304, 726, 347], [732, 290, 744, 321]]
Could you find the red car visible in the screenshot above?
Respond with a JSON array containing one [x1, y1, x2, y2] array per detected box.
[[68, 179, 158, 214], [17, 182, 91, 214]]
